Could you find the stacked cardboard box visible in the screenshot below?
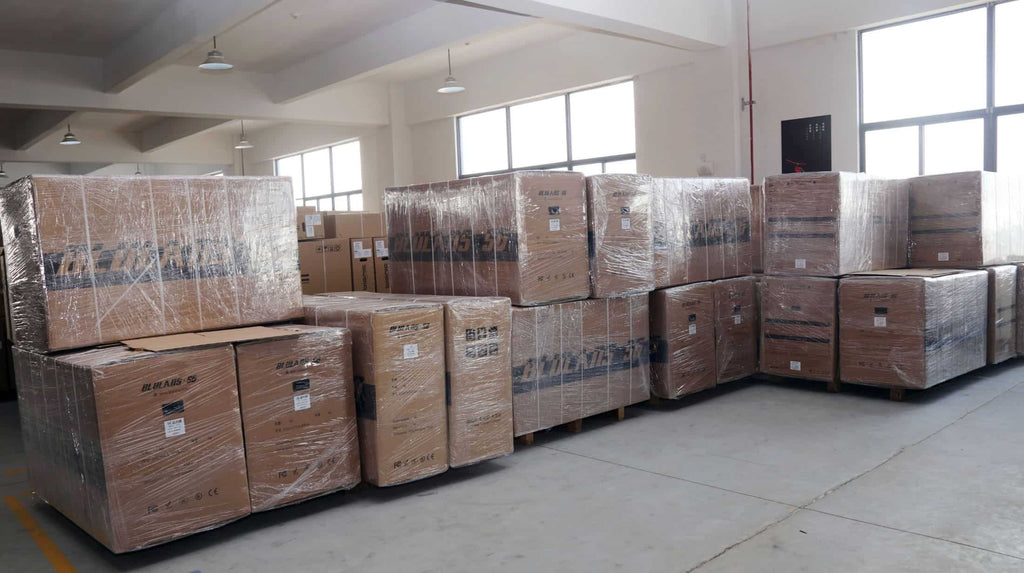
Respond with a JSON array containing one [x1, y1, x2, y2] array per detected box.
[[838, 270, 987, 389], [760, 276, 838, 382], [650, 282, 717, 398], [714, 276, 759, 384], [585, 174, 654, 297], [987, 265, 1017, 365], [297, 211, 386, 294], [751, 185, 765, 273], [297, 205, 325, 240], [1018, 263, 1024, 356]]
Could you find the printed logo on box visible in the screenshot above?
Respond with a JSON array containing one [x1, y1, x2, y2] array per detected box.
[[549, 219, 561, 232], [795, 259, 807, 269], [293, 393, 311, 411], [164, 418, 185, 437], [789, 360, 802, 372], [621, 217, 631, 231], [403, 343, 419, 359], [938, 252, 950, 262], [874, 316, 887, 327]]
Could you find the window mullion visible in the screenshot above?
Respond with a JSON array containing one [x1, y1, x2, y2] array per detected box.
[[505, 106, 513, 172], [565, 94, 573, 163], [985, 2, 998, 171]]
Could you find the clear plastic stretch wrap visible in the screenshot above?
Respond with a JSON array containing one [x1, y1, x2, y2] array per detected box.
[[511, 294, 649, 436], [302, 296, 448, 486], [713, 276, 759, 384], [585, 174, 654, 297], [763, 172, 908, 277], [1018, 264, 1024, 356], [839, 269, 987, 389], [908, 172, 1024, 268], [13, 343, 250, 553], [986, 265, 1018, 365], [650, 282, 717, 399], [310, 292, 513, 468], [760, 276, 838, 382], [751, 184, 765, 273], [0, 175, 303, 353], [651, 177, 752, 289], [235, 325, 360, 512], [385, 171, 590, 306]]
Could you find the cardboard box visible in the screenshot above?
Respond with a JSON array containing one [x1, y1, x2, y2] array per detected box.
[[13, 343, 249, 553], [297, 205, 325, 240], [714, 276, 758, 384], [511, 294, 649, 435], [373, 237, 390, 293], [350, 238, 376, 292], [649, 283, 717, 398], [0, 176, 303, 353], [987, 265, 1017, 365], [763, 172, 908, 277], [322, 212, 385, 241], [314, 292, 512, 467], [585, 174, 655, 297], [760, 276, 838, 382], [235, 325, 360, 511], [1018, 264, 1024, 356], [303, 297, 447, 486], [839, 269, 987, 389], [908, 172, 1024, 268], [298, 239, 351, 295], [751, 184, 764, 273], [386, 172, 589, 306], [651, 178, 752, 289]]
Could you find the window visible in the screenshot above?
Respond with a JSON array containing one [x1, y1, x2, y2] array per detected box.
[[860, 1, 1024, 174], [275, 140, 363, 211], [456, 81, 637, 177]]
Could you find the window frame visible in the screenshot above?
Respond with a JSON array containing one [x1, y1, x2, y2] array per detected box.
[[274, 140, 363, 211], [456, 80, 637, 178], [858, 0, 1024, 174]]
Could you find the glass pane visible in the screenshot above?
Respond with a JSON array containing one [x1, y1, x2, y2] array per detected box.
[[865, 126, 919, 177], [510, 95, 567, 168], [996, 0, 1024, 106], [276, 155, 303, 199], [295, 198, 304, 209], [349, 193, 363, 211], [923, 119, 984, 175], [317, 197, 333, 211], [570, 81, 636, 160], [545, 167, 569, 171], [861, 9, 986, 122], [459, 109, 508, 175], [605, 159, 637, 174], [572, 162, 603, 176], [303, 148, 332, 197], [332, 141, 362, 192], [998, 113, 1024, 174]]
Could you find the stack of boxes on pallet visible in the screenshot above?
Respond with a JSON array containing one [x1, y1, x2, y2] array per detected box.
[[296, 207, 390, 294]]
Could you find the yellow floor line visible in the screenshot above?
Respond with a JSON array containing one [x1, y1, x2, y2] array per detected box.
[[5, 468, 27, 475], [4, 496, 77, 573]]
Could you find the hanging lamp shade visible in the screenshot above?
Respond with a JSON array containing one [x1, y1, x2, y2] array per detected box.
[[199, 36, 233, 70]]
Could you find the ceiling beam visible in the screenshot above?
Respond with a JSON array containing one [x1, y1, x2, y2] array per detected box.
[[13, 110, 79, 150], [65, 163, 115, 175], [138, 117, 232, 152], [271, 2, 530, 104]]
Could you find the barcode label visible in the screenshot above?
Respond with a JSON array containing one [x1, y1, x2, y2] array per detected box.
[[293, 394, 311, 411], [621, 218, 631, 230], [874, 316, 887, 327], [164, 418, 185, 437], [375, 240, 389, 257], [938, 252, 949, 262], [688, 324, 697, 335], [789, 361, 802, 372], [403, 344, 419, 359], [305, 214, 321, 237], [352, 241, 372, 259], [795, 259, 807, 269], [733, 315, 742, 325], [549, 219, 561, 231]]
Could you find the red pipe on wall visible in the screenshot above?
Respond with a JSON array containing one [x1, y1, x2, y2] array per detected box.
[[747, 0, 754, 184]]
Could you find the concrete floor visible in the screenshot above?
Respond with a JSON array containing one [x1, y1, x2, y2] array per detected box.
[[3, 362, 1024, 572]]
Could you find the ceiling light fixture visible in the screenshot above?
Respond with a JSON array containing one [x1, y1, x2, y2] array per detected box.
[[0, 163, 7, 178], [234, 120, 254, 149], [437, 49, 465, 95], [199, 36, 233, 70], [59, 124, 81, 145], [135, 164, 142, 175]]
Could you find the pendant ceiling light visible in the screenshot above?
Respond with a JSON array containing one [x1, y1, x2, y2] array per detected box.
[[59, 124, 81, 145], [0, 163, 7, 178], [234, 119, 254, 149], [135, 164, 142, 175], [199, 36, 233, 70], [437, 49, 465, 94]]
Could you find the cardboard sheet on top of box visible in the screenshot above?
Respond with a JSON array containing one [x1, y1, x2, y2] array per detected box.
[[298, 239, 350, 295], [585, 174, 654, 297], [302, 296, 447, 486], [13, 343, 250, 553], [322, 212, 384, 241], [760, 276, 838, 382], [763, 172, 908, 277], [714, 276, 758, 384], [312, 292, 513, 467], [350, 238, 376, 292], [751, 184, 765, 273], [839, 269, 987, 389], [372, 237, 390, 293], [650, 282, 716, 399], [0, 176, 303, 353], [235, 325, 360, 511], [511, 294, 649, 436], [386, 172, 589, 306], [986, 265, 1017, 365], [651, 178, 752, 289], [296, 206, 325, 240], [908, 172, 1024, 268]]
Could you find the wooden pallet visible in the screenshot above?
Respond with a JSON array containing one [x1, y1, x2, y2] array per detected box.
[[514, 407, 627, 445], [754, 373, 910, 401]]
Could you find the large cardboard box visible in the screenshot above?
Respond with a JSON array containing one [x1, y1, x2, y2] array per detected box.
[[322, 212, 384, 241], [839, 269, 987, 389], [908, 172, 1024, 268], [0, 176, 303, 353], [13, 343, 250, 553], [987, 265, 1017, 365], [651, 178, 752, 289], [386, 172, 589, 306], [297, 205, 325, 240], [234, 325, 360, 511], [298, 238, 350, 295], [1018, 264, 1024, 356], [763, 172, 908, 277], [350, 238, 376, 292], [649, 283, 717, 399], [373, 237, 390, 293], [511, 294, 649, 436], [585, 174, 654, 297], [315, 292, 513, 467], [714, 276, 758, 384], [303, 297, 447, 486], [760, 276, 838, 382], [751, 184, 764, 273]]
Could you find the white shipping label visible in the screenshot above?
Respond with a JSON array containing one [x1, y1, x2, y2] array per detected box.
[[938, 252, 950, 262], [795, 259, 807, 269], [403, 343, 419, 359], [789, 361, 802, 372], [688, 324, 697, 335], [375, 239, 389, 257], [352, 241, 372, 259], [293, 393, 311, 411], [549, 218, 561, 231], [874, 316, 887, 327], [164, 418, 185, 438], [733, 315, 742, 325], [621, 217, 631, 230], [305, 214, 321, 238]]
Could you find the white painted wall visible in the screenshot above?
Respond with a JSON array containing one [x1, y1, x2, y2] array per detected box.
[[411, 118, 458, 184]]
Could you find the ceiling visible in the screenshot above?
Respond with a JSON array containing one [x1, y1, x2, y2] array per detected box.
[[0, 0, 168, 56]]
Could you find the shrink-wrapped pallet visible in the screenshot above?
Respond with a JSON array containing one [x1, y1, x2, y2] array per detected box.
[[714, 276, 759, 384], [649, 282, 717, 399], [585, 174, 654, 297], [986, 265, 1017, 365], [760, 276, 838, 382], [751, 184, 765, 273]]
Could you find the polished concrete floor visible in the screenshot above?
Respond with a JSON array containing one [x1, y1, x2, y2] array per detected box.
[[3, 361, 1024, 572]]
